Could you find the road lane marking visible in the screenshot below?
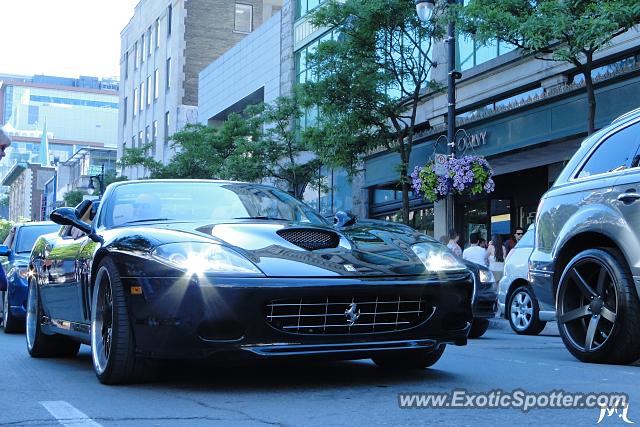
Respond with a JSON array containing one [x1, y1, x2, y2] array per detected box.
[[39, 401, 102, 427]]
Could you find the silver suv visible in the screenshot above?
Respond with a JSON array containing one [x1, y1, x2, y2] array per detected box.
[[530, 107, 640, 364]]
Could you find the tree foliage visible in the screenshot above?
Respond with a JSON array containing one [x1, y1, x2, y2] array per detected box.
[[63, 190, 85, 207], [457, 0, 640, 134], [302, 0, 442, 224], [119, 117, 265, 182], [248, 95, 323, 199]]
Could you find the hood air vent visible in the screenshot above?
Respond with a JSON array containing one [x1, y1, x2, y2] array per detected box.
[[277, 228, 340, 251]]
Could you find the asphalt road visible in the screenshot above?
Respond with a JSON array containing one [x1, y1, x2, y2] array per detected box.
[[0, 320, 638, 426]]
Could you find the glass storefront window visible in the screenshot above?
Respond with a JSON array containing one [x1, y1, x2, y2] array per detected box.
[[373, 206, 434, 237], [303, 167, 352, 217], [296, 0, 327, 20]]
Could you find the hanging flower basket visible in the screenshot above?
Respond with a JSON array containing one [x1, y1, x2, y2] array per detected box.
[[411, 155, 495, 202]]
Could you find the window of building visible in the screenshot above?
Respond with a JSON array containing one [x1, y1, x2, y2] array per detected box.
[[571, 51, 640, 85], [124, 52, 129, 80], [141, 34, 146, 63], [167, 4, 172, 37], [28, 105, 39, 125], [155, 19, 160, 49], [165, 111, 171, 139], [123, 97, 128, 124], [154, 68, 160, 99], [296, 0, 327, 20], [133, 88, 138, 116], [145, 125, 150, 145], [577, 122, 640, 178], [147, 27, 152, 57], [456, 35, 515, 72], [234, 3, 253, 33], [140, 82, 145, 112], [153, 120, 158, 140], [138, 131, 144, 147], [457, 86, 544, 122], [132, 135, 136, 148], [166, 58, 171, 90], [134, 42, 139, 69], [147, 76, 152, 105]]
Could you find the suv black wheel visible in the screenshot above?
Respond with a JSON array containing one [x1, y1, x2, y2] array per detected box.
[[556, 248, 640, 364], [468, 318, 490, 338], [507, 286, 546, 335], [372, 345, 446, 369]]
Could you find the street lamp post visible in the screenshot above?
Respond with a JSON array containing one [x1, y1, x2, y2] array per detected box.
[[87, 165, 105, 196], [416, 0, 462, 235]]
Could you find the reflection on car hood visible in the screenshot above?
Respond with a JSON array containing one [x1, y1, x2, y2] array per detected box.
[[127, 219, 442, 278]]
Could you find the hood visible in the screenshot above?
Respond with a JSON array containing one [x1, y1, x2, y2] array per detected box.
[[124, 219, 441, 278]]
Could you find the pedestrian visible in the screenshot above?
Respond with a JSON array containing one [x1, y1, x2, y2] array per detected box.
[[487, 234, 505, 282], [478, 237, 487, 249], [0, 127, 11, 162], [462, 232, 488, 267], [446, 229, 462, 257], [504, 227, 524, 256]]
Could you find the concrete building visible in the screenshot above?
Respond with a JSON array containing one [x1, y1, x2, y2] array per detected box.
[[119, 0, 282, 179], [0, 74, 119, 184], [56, 147, 118, 202], [1, 163, 56, 221]]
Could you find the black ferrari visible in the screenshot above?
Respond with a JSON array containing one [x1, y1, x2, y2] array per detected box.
[[27, 180, 473, 384]]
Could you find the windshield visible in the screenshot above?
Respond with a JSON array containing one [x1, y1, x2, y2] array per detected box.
[[103, 182, 328, 228], [15, 224, 60, 253]]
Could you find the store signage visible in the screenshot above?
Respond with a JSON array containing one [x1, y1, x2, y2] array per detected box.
[[434, 153, 447, 176], [457, 131, 488, 152]]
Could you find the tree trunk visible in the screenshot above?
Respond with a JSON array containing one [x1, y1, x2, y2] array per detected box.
[[582, 55, 596, 135], [401, 175, 410, 226]]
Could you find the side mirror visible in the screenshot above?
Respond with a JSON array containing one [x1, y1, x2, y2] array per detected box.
[[334, 210, 357, 228], [0, 244, 10, 257], [50, 207, 92, 234]]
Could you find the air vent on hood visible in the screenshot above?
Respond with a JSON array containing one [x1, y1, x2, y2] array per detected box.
[[276, 228, 340, 251]]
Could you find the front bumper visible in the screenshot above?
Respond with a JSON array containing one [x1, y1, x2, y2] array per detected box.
[[122, 273, 474, 359]]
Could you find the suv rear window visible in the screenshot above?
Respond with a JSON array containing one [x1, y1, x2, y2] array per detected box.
[[577, 122, 640, 178]]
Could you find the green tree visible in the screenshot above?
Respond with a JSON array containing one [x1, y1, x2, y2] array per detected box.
[[248, 95, 323, 199], [302, 0, 442, 224], [457, 0, 640, 135], [63, 190, 85, 207], [119, 118, 264, 181], [0, 218, 12, 243]]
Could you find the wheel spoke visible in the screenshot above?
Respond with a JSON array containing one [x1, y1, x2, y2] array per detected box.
[[559, 305, 590, 323], [570, 268, 596, 298], [601, 306, 616, 323], [585, 315, 600, 351], [596, 266, 608, 296]]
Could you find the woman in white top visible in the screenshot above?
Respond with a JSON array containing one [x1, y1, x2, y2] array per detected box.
[[486, 234, 505, 282]]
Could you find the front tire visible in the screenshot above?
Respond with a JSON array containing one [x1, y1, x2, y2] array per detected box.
[[26, 278, 80, 357], [91, 258, 150, 384], [372, 345, 446, 369], [556, 248, 640, 364], [507, 286, 546, 335], [468, 318, 490, 338]]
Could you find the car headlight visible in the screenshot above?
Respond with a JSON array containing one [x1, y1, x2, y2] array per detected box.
[[18, 267, 30, 279], [152, 243, 263, 275], [411, 243, 467, 272], [479, 269, 495, 283]]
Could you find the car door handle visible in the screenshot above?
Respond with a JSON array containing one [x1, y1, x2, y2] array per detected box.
[[617, 192, 640, 204]]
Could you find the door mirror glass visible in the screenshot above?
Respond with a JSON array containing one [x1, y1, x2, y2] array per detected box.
[[0, 244, 10, 257]]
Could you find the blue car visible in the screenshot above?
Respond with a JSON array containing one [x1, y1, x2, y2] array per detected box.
[[0, 221, 60, 333]]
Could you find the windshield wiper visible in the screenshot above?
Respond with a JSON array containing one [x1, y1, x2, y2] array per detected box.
[[232, 216, 290, 221], [117, 218, 173, 226]]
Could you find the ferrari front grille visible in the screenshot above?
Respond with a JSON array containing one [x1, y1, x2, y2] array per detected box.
[[265, 296, 433, 335], [276, 228, 340, 251]]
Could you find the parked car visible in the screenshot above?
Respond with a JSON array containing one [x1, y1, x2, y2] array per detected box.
[[28, 180, 475, 384], [498, 225, 554, 335], [464, 260, 498, 338], [530, 107, 640, 364], [0, 221, 60, 333]]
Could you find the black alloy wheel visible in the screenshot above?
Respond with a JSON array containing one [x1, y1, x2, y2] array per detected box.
[[556, 248, 640, 364]]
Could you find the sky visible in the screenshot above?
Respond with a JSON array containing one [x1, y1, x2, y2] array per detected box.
[[2, 0, 139, 80]]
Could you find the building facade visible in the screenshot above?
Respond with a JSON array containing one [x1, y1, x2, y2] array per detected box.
[[56, 147, 118, 202], [1, 163, 56, 221], [119, 0, 282, 179], [365, 28, 640, 244], [0, 74, 119, 185]]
